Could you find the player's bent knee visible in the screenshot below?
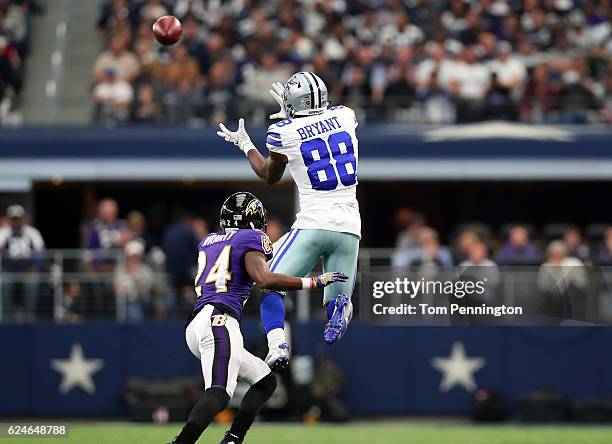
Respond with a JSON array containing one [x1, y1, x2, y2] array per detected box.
[[253, 372, 277, 397], [206, 386, 231, 412]]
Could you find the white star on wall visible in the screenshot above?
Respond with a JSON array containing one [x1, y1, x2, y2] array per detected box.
[[51, 343, 105, 395], [431, 341, 486, 393]]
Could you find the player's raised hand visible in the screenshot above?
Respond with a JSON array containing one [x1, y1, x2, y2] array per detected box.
[[310, 272, 349, 289], [269, 81, 286, 120], [216, 118, 255, 156]]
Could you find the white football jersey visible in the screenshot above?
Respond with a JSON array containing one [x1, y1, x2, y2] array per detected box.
[[266, 105, 361, 237]]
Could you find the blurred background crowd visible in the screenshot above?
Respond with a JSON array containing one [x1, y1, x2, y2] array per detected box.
[[2, 198, 612, 323], [91, 0, 612, 126], [0, 0, 42, 124]]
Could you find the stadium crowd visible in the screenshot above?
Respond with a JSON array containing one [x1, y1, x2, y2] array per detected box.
[[1, 199, 612, 322], [0, 0, 40, 125], [92, 0, 612, 126]]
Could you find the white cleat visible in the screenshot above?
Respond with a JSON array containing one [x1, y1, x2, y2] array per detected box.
[[265, 343, 290, 371]]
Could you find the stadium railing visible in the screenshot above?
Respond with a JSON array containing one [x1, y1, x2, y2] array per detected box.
[[1, 248, 612, 323]]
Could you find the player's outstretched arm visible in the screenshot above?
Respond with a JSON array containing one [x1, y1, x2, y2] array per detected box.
[[246, 149, 287, 184], [245, 251, 347, 291], [216, 118, 288, 184]]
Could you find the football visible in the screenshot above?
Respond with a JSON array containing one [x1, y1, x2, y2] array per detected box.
[[152, 15, 182, 46]]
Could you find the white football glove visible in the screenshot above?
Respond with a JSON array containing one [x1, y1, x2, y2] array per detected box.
[[216, 118, 256, 156], [269, 81, 286, 120]]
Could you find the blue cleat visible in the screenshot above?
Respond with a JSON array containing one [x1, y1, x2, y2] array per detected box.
[[324, 294, 353, 344]]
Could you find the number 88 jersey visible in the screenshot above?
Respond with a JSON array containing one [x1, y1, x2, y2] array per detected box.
[[266, 105, 361, 238]]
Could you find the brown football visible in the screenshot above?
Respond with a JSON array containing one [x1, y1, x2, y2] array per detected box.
[[152, 16, 182, 46]]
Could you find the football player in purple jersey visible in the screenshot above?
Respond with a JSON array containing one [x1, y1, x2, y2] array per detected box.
[[169, 192, 346, 444]]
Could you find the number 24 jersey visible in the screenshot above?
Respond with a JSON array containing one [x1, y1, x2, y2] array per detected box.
[[193, 228, 273, 321]]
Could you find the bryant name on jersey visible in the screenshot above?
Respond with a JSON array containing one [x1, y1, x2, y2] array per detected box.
[[265, 105, 361, 238]]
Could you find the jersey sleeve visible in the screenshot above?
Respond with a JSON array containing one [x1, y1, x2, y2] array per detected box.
[[242, 230, 274, 261], [265, 123, 286, 154], [341, 105, 358, 129], [266, 121, 302, 162]]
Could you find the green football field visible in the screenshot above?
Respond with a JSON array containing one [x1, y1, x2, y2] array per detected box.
[[3, 423, 612, 444]]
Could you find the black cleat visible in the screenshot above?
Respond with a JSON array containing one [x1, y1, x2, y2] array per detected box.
[[219, 431, 243, 444]]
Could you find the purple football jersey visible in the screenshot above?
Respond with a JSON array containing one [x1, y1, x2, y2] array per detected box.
[[192, 228, 273, 320]]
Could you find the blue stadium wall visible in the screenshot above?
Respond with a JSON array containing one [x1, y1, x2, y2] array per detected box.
[[1, 322, 611, 416], [0, 123, 611, 184]]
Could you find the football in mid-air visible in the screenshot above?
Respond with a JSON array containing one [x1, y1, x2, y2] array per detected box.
[[152, 15, 182, 46]]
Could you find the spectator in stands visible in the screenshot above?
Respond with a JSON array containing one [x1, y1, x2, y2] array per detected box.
[[139, 0, 166, 25], [339, 45, 387, 120], [180, 15, 207, 70], [132, 37, 163, 84], [126, 210, 152, 251], [131, 83, 160, 123], [0, 30, 22, 124], [58, 279, 86, 324], [486, 41, 526, 120], [173, 0, 207, 23], [166, 43, 200, 87], [379, 11, 424, 48], [93, 67, 134, 125], [454, 229, 481, 263], [97, 0, 139, 34], [595, 227, 612, 264], [2, 0, 29, 56], [83, 198, 130, 271], [162, 77, 204, 124], [239, 52, 292, 122], [537, 240, 587, 319], [498, 225, 541, 265], [201, 59, 238, 124], [458, 240, 501, 293], [392, 226, 453, 270], [93, 34, 140, 83], [162, 209, 198, 313], [192, 217, 209, 242], [417, 70, 456, 124], [114, 240, 154, 322], [558, 62, 598, 123], [394, 208, 425, 252], [89, 0, 612, 125], [384, 63, 416, 121], [0, 204, 45, 321], [415, 42, 446, 90], [451, 46, 491, 122], [520, 65, 558, 123], [563, 226, 591, 264], [598, 71, 612, 123]]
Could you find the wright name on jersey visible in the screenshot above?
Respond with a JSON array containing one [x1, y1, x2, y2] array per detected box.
[[265, 105, 361, 238], [191, 228, 273, 323]]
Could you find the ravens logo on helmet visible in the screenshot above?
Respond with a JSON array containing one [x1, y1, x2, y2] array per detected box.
[[220, 191, 268, 231]]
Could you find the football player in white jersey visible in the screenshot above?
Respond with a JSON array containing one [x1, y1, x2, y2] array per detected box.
[[217, 72, 360, 370]]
